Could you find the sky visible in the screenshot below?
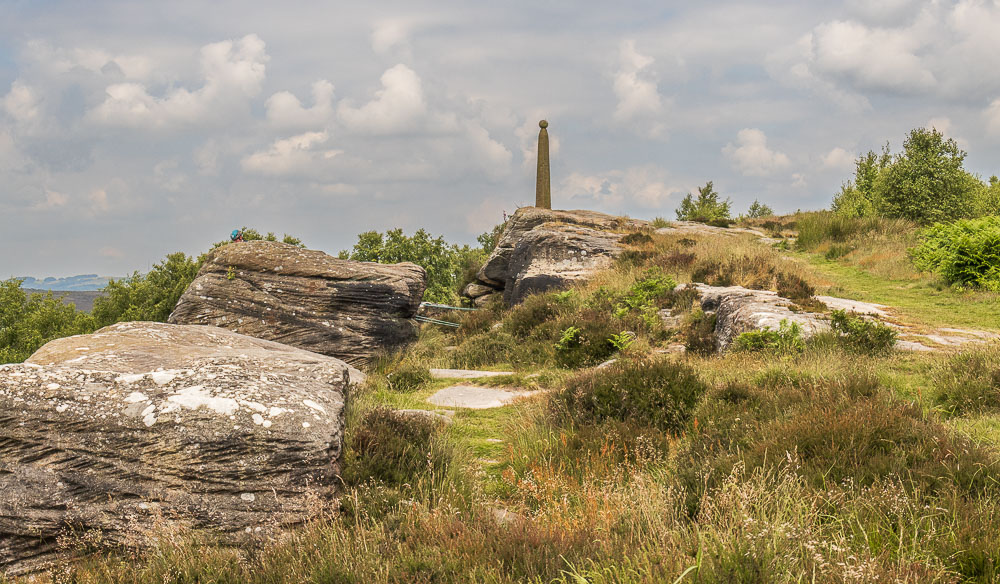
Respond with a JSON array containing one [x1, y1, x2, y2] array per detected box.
[[3, 0, 1000, 277]]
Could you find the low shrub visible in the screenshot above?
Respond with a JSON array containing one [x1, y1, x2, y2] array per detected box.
[[775, 272, 815, 302], [620, 231, 653, 246], [677, 371, 1000, 516], [552, 357, 708, 433], [386, 363, 431, 392], [732, 319, 804, 354], [341, 407, 447, 488], [933, 344, 1000, 416], [830, 310, 897, 355], [553, 312, 620, 368], [911, 216, 1000, 290], [683, 309, 716, 354], [505, 293, 563, 338], [691, 254, 776, 289]]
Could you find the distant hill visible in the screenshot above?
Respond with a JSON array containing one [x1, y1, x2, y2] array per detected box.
[[16, 274, 115, 291], [23, 289, 106, 312]]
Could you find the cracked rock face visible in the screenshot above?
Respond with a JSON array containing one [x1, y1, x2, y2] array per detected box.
[[469, 207, 646, 305], [168, 241, 427, 365], [0, 321, 362, 575]]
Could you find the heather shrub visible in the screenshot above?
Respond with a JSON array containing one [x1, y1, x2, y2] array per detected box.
[[553, 357, 707, 433], [386, 363, 431, 392], [341, 407, 449, 488], [830, 310, 897, 355], [683, 308, 716, 354], [932, 344, 1000, 416]]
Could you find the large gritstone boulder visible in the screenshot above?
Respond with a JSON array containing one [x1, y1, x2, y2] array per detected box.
[[687, 284, 893, 351], [168, 241, 426, 365], [0, 321, 361, 575], [468, 208, 647, 305]]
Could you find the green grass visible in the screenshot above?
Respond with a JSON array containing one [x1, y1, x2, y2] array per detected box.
[[795, 250, 1000, 331]]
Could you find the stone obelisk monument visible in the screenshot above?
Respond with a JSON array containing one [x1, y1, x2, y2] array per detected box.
[[535, 120, 551, 209]]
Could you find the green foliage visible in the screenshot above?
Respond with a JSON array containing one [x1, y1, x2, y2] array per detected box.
[[476, 220, 507, 255], [339, 228, 486, 304], [744, 199, 774, 219], [386, 363, 431, 392], [553, 357, 708, 433], [0, 279, 97, 363], [876, 128, 980, 224], [831, 147, 891, 218], [554, 326, 582, 352], [732, 319, 805, 354], [832, 129, 984, 224], [553, 316, 620, 368], [829, 310, 897, 355], [340, 407, 448, 488], [675, 181, 732, 223], [618, 268, 675, 313], [608, 331, 635, 352], [91, 252, 201, 327], [650, 216, 670, 228], [911, 216, 1000, 290]]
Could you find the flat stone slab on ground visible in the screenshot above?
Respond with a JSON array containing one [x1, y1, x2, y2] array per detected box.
[[429, 368, 514, 379], [427, 385, 536, 409]]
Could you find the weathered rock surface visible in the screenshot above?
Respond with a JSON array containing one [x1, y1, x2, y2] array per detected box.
[[655, 221, 770, 240], [467, 207, 646, 305], [169, 241, 426, 365], [687, 284, 999, 352], [688, 284, 836, 350], [0, 321, 360, 575]]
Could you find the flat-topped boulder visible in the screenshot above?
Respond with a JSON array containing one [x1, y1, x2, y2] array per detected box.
[[468, 208, 646, 305], [168, 241, 426, 365], [0, 321, 360, 575]]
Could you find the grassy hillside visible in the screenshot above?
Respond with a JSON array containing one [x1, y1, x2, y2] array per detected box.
[[10, 213, 1000, 583]]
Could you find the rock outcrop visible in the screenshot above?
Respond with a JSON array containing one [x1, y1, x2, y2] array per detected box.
[[687, 284, 893, 350], [0, 322, 360, 575], [168, 241, 426, 365], [465, 208, 646, 306]]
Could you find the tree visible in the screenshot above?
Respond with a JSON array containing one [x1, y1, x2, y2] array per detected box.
[[744, 200, 774, 218], [676, 181, 732, 223], [831, 146, 891, 218], [874, 128, 980, 224], [91, 252, 201, 327], [339, 229, 487, 304], [0, 279, 96, 363]]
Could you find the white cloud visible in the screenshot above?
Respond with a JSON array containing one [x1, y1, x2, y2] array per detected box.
[[337, 64, 426, 134], [89, 188, 109, 212], [723, 128, 790, 177], [88, 34, 268, 129], [372, 20, 410, 55], [265, 79, 335, 128], [3, 81, 42, 123], [241, 131, 341, 177], [612, 40, 665, 137], [809, 20, 935, 93], [822, 147, 855, 171], [559, 165, 680, 209], [34, 189, 68, 210], [926, 116, 952, 136]]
